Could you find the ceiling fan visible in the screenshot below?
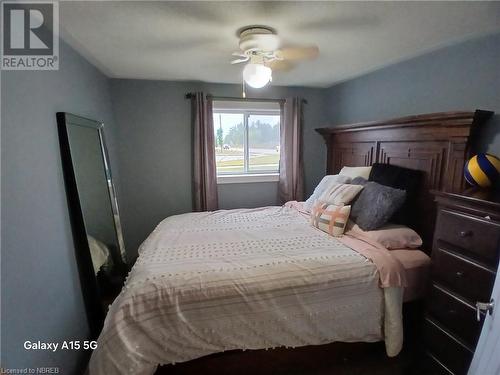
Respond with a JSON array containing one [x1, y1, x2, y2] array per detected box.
[[231, 26, 319, 91]]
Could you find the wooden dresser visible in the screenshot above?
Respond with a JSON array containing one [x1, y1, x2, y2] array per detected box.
[[424, 189, 500, 375]]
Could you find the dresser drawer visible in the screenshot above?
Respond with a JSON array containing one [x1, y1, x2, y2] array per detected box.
[[427, 284, 482, 347], [436, 209, 500, 266], [424, 318, 473, 375], [432, 247, 495, 303]]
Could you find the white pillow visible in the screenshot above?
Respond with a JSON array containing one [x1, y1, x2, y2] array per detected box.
[[339, 166, 372, 180], [319, 183, 364, 205], [304, 175, 352, 212]]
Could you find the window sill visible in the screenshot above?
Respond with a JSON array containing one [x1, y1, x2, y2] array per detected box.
[[217, 173, 279, 184]]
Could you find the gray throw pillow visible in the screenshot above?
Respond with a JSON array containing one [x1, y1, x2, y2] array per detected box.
[[350, 177, 406, 231]]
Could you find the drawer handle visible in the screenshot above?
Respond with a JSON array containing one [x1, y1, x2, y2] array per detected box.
[[460, 230, 473, 237], [455, 271, 465, 278], [448, 309, 457, 315], [476, 299, 495, 322]]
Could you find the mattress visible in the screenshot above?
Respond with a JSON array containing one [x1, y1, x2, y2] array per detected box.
[[391, 249, 430, 302], [89, 206, 406, 375]]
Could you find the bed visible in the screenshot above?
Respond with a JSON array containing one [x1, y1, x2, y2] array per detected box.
[[88, 110, 489, 375], [89, 204, 420, 374]]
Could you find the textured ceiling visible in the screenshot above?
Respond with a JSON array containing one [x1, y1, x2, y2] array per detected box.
[[60, 1, 500, 87]]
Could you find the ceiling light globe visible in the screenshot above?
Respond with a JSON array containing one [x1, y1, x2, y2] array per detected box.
[[243, 63, 272, 88]]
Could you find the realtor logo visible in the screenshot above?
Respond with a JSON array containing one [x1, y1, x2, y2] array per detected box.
[[1, 1, 59, 70]]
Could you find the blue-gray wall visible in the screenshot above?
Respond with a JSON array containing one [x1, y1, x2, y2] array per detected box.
[[217, 182, 278, 209], [1, 40, 119, 373], [326, 32, 500, 155], [110, 80, 328, 258]]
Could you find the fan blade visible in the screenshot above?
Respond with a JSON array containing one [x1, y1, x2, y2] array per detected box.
[[231, 57, 249, 64], [276, 46, 319, 61], [267, 60, 295, 72]]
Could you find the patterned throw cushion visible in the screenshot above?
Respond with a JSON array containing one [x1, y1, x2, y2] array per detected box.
[[319, 183, 364, 205], [304, 174, 352, 212], [310, 201, 351, 237]]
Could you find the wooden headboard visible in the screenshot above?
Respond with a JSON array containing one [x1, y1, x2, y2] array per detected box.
[[316, 110, 493, 250]]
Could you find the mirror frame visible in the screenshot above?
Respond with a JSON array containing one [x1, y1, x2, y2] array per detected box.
[[56, 112, 126, 336]]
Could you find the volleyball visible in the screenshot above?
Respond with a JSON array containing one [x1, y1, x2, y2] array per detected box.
[[464, 153, 500, 188]]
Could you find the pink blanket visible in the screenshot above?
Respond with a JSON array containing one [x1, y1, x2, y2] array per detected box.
[[338, 235, 407, 288], [285, 201, 407, 288]]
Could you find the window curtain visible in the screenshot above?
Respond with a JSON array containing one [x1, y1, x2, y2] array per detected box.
[[190, 92, 218, 211], [278, 97, 305, 203]]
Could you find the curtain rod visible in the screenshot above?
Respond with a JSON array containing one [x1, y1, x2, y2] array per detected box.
[[185, 93, 307, 104]]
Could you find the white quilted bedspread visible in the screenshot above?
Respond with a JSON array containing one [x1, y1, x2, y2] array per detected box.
[[89, 206, 403, 375]]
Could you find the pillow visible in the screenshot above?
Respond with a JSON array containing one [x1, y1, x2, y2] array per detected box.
[[304, 174, 352, 211], [350, 177, 406, 231], [346, 222, 423, 250], [339, 166, 372, 180], [319, 183, 363, 205], [368, 163, 424, 226], [310, 201, 351, 237]]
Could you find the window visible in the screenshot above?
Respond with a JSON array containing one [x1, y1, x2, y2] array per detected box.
[[213, 100, 281, 183]]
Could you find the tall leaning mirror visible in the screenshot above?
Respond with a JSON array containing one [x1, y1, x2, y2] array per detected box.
[[57, 112, 127, 336]]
